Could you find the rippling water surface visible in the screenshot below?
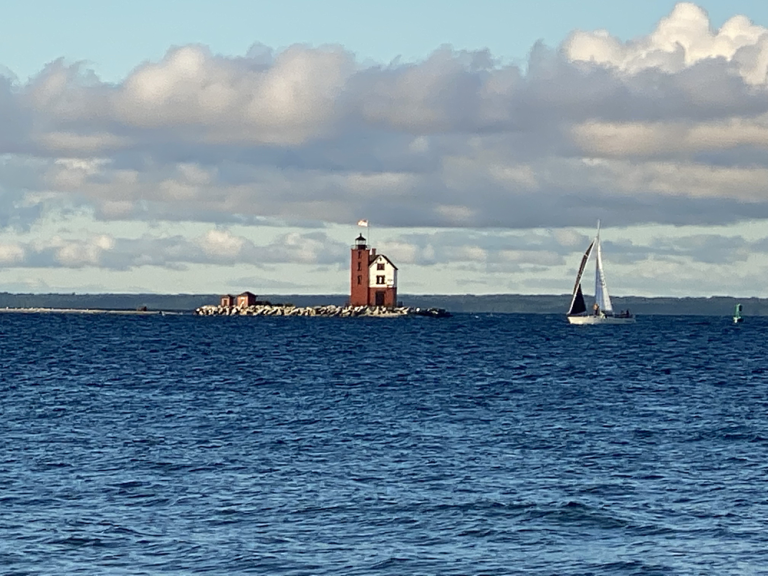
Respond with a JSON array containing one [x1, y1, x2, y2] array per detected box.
[[2, 312, 768, 575]]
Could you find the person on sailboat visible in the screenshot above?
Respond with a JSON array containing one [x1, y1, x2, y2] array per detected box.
[[593, 303, 600, 316]]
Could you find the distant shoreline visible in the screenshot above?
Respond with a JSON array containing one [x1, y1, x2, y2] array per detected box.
[[0, 308, 182, 315]]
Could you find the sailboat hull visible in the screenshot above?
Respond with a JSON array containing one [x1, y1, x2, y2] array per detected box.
[[567, 315, 636, 325]]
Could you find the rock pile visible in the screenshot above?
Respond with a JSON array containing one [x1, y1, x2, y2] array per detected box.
[[194, 303, 450, 318]]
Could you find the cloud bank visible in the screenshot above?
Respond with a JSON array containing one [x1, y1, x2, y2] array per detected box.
[[0, 2, 765, 234], [0, 230, 348, 270]]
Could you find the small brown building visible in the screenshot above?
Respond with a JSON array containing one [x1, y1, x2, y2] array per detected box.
[[220, 294, 235, 308], [236, 291, 258, 308]]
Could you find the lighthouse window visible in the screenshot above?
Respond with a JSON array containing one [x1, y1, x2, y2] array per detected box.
[[357, 275, 362, 285], [357, 262, 361, 271], [376, 275, 385, 285], [377, 263, 385, 270]]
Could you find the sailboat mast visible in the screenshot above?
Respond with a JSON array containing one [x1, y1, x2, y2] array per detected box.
[[594, 220, 613, 314]]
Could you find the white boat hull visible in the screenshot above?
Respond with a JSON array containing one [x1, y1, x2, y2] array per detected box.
[[567, 315, 635, 325]]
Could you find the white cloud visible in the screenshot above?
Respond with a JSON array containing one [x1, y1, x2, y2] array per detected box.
[[48, 234, 114, 267], [565, 3, 768, 84], [111, 44, 354, 146], [197, 229, 245, 259], [0, 242, 25, 264]]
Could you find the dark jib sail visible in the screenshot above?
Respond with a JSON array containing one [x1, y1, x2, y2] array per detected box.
[[570, 285, 587, 315], [567, 240, 595, 316]]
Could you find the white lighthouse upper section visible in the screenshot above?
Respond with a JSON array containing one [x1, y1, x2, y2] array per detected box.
[[369, 255, 398, 289]]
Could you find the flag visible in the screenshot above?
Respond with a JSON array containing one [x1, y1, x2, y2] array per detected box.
[[357, 219, 368, 227]]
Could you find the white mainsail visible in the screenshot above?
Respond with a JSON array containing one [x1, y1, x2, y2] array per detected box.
[[594, 238, 613, 314]]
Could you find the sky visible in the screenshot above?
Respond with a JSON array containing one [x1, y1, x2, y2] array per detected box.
[[1, 1, 768, 297]]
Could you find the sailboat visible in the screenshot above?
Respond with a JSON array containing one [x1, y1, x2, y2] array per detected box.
[[566, 222, 635, 325], [733, 303, 743, 324]]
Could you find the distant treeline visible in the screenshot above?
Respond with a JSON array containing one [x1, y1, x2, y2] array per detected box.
[[0, 292, 760, 316], [400, 294, 757, 316], [0, 293, 218, 312]]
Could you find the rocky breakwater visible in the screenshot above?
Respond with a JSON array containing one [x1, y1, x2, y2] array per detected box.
[[194, 303, 451, 318]]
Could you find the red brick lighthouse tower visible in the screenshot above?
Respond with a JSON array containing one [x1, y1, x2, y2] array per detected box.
[[349, 230, 398, 307], [350, 233, 371, 306]]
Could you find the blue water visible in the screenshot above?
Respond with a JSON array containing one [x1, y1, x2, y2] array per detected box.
[[2, 313, 768, 575]]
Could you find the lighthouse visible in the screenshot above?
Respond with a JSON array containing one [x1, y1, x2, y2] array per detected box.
[[349, 233, 398, 307]]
